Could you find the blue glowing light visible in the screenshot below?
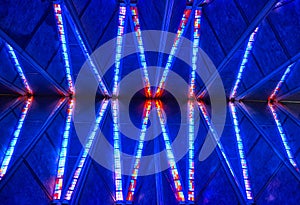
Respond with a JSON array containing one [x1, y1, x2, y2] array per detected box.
[[53, 3, 74, 94], [0, 97, 33, 180], [130, 6, 152, 97], [64, 100, 109, 201], [113, 6, 127, 97], [268, 103, 299, 172], [189, 9, 202, 98], [53, 99, 74, 200], [5, 43, 33, 95], [126, 100, 152, 202], [156, 9, 191, 97], [229, 102, 253, 201], [230, 27, 259, 99], [155, 100, 185, 202], [111, 100, 124, 201], [187, 100, 195, 201], [269, 63, 295, 101]]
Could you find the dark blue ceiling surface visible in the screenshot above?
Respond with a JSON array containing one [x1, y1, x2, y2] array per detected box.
[[0, 97, 299, 205], [0, 0, 300, 205]]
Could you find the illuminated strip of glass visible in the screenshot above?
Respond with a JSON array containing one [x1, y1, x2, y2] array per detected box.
[[229, 102, 253, 201], [64, 100, 109, 201], [155, 100, 185, 202], [198, 101, 240, 186], [5, 43, 33, 95], [156, 9, 191, 97], [187, 100, 195, 202], [0, 97, 33, 180], [113, 6, 126, 97], [268, 103, 299, 172], [126, 100, 152, 202], [189, 9, 201, 98], [130, 7, 152, 97], [70, 17, 109, 96], [230, 27, 259, 99], [111, 100, 124, 201], [269, 63, 295, 101], [53, 99, 74, 200], [53, 3, 74, 94]]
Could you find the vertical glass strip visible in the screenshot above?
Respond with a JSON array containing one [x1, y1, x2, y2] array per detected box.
[[189, 9, 202, 98], [53, 99, 74, 200], [113, 6, 127, 97], [64, 100, 109, 201], [53, 3, 74, 94], [187, 100, 195, 202], [0, 97, 33, 180], [111, 100, 124, 202]]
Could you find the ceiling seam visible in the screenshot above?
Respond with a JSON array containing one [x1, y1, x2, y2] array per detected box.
[[232, 0, 250, 26], [23, 4, 53, 49], [254, 161, 284, 201], [202, 10, 227, 55], [78, 0, 92, 19], [0, 97, 23, 122], [266, 17, 292, 59], [94, 8, 119, 50], [250, 53, 265, 78], [0, 75, 26, 95], [23, 159, 52, 200], [195, 162, 221, 201]]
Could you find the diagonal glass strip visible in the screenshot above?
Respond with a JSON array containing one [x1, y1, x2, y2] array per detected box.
[[155, 9, 191, 97], [229, 102, 253, 201], [113, 6, 127, 97], [130, 6, 152, 97], [0, 97, 33, 180], [53, 3, 75, 95], [230, 27, 259, 99], [53, 98, 75, 200], [189, 8, 202, 98], [269, 63, 295, 101], [64, 100, 109, 201], [126, 100, 152, 202], [198, 101, 242, 190], [155, 100, 185, 202], [65, 10, 110, 96], [268, 103, 299, 172], [111, 99, 124, 202], [5, 43, 33, 95]]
